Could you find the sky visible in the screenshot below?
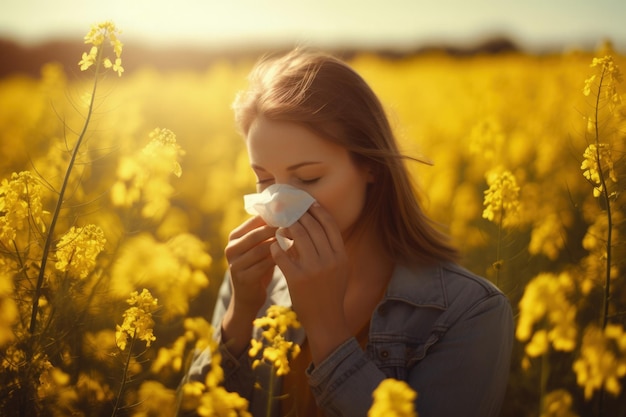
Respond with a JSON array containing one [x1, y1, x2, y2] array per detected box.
[[2, 0, 626, 52]]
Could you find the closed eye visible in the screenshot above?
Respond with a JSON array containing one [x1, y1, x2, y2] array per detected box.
[[298, 177, 320, 185]]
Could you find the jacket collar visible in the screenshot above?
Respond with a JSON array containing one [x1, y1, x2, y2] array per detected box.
[[384, 262, 448, 310]]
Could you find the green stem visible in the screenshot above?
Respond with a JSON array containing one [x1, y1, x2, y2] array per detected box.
[[495, 207, 503, 288], [111, 333, 137, 417], [593, 61, 613, 417], [592, 68, 613, 331], [266, 367, 275, 417], [28, 47, 103, 334], [539, 350, 550, 416]]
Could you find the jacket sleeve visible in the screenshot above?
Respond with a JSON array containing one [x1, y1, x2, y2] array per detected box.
[[185, 268, 295, 416], [307, 337, 387, 417], [185, 274, 257, 400], [307, 292, 513, 417]]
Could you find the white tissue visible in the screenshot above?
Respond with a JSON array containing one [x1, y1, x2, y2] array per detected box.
[[244, 184, 316, 250]]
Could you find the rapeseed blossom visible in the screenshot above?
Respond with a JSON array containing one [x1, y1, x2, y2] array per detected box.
[[579, 213, 621, 293], [541, 389, 577, 417], [249, 305, 301, 376], [582, 214, 621, 258], [110, 233, 210, 318], [152, 317, 213, 375], [583, 56, 622, 110], [37, 361, 70, 399], [468, 117, 505, 163], [0, 171, 46, 246], [78, 21, 124, 76], [516, 272, 578, 356], [368, 378, 417, 417], [111, 128, 185, 220], [1, 344, 26, 372], [573, 324, 626, 399], [482, 169, 521, 228], [581, 143, 618, 198], [75, 372, 114, 403], [0, 262, 17, 346], [115, 289, 158, 351], [54, 224, 106, 279], [181, 329, 251, 417], [132, 381, 177, 417], [528, 213, 567, 261]]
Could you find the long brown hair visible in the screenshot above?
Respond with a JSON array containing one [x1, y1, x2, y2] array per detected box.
[[233, 49, 458, 265]]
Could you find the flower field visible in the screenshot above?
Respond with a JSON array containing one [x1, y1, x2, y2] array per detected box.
[[0, 22, 625, 416]]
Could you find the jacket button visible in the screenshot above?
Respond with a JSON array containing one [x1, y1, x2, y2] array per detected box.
[[380, 350, 389, 359], [378, 305, 387, 316]]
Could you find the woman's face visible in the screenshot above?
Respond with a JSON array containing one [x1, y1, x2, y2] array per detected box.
[[246, 116, 372, 236]]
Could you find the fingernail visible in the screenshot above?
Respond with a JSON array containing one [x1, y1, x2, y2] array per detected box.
[[312, 201, 320, 207]]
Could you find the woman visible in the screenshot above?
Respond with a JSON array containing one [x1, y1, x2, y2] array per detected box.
[[187, 49, 513, 417]]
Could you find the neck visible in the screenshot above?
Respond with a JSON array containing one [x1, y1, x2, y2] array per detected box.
[[341, 226, 394, 335], [344, 225, 393, 286], [344, 224, 394, 278]]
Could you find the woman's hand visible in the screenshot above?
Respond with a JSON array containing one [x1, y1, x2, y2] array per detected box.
[[221, 215, 277, 356], [270, 203, 351, 365]]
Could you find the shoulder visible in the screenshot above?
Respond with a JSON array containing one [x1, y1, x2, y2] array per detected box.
[[439, 262, 505, 301], [388, 261, 504, 301], [385, 261, 510, 320]]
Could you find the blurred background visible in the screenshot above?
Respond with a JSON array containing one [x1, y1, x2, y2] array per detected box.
[[1, 1, 626, 416], [2, 0, 626, 75]]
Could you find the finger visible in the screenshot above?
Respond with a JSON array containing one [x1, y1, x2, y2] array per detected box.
[[227, 239, 275, 272], [225, 223, 277, 260], [228, 215, 271, 240], [230, 252, 276, 285], [308, 203, 344, 253], [286, 219, 318, 257], [297, 212, 333, 258]]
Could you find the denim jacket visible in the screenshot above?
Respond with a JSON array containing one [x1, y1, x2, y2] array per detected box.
[[186, 261, 514, 417]]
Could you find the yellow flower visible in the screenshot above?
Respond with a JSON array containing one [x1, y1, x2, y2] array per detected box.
[[249, 305, 301, 376], [180, 330, 251, 417], [103, 57, 124, 77], [541, 389, 577, 417], [83, 330, 117, 363], [516, 272, 577, 356], [131, 381, 177, 417], [75, 372, 114, 403], [581, 143, 617, 198], [55, 224, 106, 279], [368, 378, 418, 417], [78, 21, 124, 76], [528, 213, 567, 261], [0, 171, 46, 246], [0, 261, 18, 346], [152, 318, 213, 376], [115, 289, 158, 350], [573, 324, 626, 399], [583, 55, 622, 110], [196, 387, 251, 417], [111, 128, 185, 220], [109, 233, 210, 318], [468, 117, 505, 163], [482, 168, 521, 228], [37, 361, 70, 399]]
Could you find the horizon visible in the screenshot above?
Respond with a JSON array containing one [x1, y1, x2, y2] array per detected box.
[[2, 0, 626, 53]]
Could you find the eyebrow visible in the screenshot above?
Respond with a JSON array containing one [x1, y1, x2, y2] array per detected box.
[[251, 161, 322, 172]]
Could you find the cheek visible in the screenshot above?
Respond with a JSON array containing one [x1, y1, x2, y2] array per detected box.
[[314, 176, 368, 233]]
